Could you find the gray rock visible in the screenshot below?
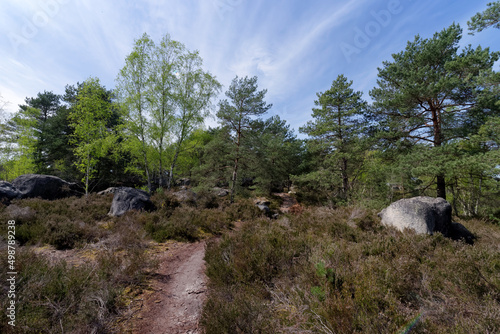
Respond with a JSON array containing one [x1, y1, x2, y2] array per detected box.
[[379, 196, 451, 235], [108, 187, 155, 217], [172, 189, 197, 203], [0, 181, 21, 202], [255, 200, 271, 214], [257, 204, 270, 213], [212, 187, 229, 197], [11, 174, 79, 200], [97, 187, 125, 195]]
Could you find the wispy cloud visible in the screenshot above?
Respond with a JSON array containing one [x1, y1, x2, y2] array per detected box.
[[0, 0, 498, 132]]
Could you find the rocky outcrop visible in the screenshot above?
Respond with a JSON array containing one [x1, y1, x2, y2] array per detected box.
[[108, 187, 155, 217], [379, 196, 452, 235], [254, 199, 271, 214], [11, 174, 80, 200], [0, 181, 21, 203], [448, 222, 476, 244]]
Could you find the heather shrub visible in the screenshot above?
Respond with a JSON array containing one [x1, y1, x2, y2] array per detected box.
[[202, 207, 500, 333], [0, 242, 155, 334], [196, 189, 221, 209], [0, 195, 112, 249], [225, 198, 264, 222]]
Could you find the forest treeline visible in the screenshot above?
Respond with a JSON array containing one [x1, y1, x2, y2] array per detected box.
[[0, 7, 499, 218]]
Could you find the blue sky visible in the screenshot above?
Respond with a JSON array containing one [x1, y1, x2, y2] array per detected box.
[[0, 0, 498, 132]]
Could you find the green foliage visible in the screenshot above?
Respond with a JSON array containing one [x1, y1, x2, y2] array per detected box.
[[192, 126, 235, 189], [0, 106, 39, 180], [116, 33, 220, 192], [468, 1, 500, 34], [369, 23, 500, 199], [300, 74, 369, 202], [68, 77, 116, 195], [217, 75, 272, 202], [249, 116, 304, 194]]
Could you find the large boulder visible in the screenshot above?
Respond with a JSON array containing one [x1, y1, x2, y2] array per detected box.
[[11, 174, 79, 200], [379, 196, 451, 235], [0, 181, 21, 203], [108, 187, 155, 217]]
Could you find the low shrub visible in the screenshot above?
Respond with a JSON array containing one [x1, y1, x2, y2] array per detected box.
[[0, 194, 112, 249], [0, 241, 155, 334], [202, 206, 500, 333]]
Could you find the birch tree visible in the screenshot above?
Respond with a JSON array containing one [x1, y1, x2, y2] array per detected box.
[[68, 77, 115, 195], [167, 50, 221, 189], [116, 33, 155, 193]]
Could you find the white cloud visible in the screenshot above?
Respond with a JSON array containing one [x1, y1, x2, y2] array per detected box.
[[0, 0, 498, 132]]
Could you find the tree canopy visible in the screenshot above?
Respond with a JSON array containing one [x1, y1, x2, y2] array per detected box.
[[1, 23, 498, 217], [369, 24, 499, 199], [468, 1, 500, 34]]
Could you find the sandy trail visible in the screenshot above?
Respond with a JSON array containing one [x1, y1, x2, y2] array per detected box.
[[132, 241, 207, 334]]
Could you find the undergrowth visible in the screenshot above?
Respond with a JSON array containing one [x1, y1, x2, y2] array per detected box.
[[0, 194, 112, 250], [2, 192, 498, 333], [0, 194, 157, 333], [201, 207, 500, 333]]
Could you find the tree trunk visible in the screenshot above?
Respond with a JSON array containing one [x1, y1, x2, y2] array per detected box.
[[167, 148, 180, 190], [85, 151, 90, 197], [436, 174, 446, 199], [159, 140, 164, 188], [230, 157, 239, 204], [341, 157, 348, 200], [432, 106, 446, 200], [144, 156, 151, 194], [230, 123, 242, 204]]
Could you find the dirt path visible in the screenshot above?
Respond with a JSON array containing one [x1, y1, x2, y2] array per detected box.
[[273, 192, 298, 213], [131, 241, 207, 334], [122, 194, 298, 333]]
